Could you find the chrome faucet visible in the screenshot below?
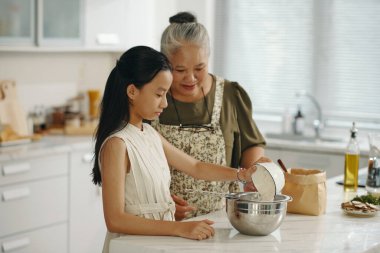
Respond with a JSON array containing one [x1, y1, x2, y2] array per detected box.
[[295, 90, 323, 139]]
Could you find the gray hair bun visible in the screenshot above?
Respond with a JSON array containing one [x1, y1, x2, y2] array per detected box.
[[169, 12, 197, 24]]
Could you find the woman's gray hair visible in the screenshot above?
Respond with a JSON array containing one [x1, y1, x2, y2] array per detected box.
[[160, 12, 210, 57]]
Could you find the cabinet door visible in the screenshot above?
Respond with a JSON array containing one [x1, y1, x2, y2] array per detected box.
[[0, 0, 35, 45], [0, 176, 68, 237], [69, 148, 105, 253], [38, 0, 83, 46], [0, 223, 67, 253]]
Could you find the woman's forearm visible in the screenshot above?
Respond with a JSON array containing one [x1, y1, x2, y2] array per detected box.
[[240, 146, 265, 168]]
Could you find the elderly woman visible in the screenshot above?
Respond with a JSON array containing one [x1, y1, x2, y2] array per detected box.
[[152, 12, 267, 220]]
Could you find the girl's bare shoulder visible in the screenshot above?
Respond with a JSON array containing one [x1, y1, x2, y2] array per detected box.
[[101, 136, 126, 154]]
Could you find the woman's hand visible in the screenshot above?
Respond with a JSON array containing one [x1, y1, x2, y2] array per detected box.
[[238, 166, 257, 183], [175, 219, 215, 240], [171, 194, 196, 221]]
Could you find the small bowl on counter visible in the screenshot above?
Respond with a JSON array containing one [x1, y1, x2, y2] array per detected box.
[[225, 192, 292, 236]]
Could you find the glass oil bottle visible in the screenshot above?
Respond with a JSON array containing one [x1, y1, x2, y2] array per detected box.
[[344, 122, 360, 192]]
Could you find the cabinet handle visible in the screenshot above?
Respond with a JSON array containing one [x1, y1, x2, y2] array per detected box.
[[2, 237, 30, 252], [82, 153, 93, 163], [2, 163, 31, 176], [2, 187, 31, 202]]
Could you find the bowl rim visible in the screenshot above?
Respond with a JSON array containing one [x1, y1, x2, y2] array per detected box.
[[226, 192, 292, 203]]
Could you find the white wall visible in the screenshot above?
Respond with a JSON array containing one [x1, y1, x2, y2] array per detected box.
[[0, 51, 118, 113]]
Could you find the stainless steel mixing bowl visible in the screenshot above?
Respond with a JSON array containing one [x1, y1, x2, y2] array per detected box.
[[226, 192, 292, 236]]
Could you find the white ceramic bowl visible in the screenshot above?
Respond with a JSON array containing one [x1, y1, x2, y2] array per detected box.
[[251, 162, 285, 201]]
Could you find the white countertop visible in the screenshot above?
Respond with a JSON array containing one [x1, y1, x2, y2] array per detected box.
[[0, 135, 93, 162], [109, 177, 380, 253], [0, 131, 368, 162]]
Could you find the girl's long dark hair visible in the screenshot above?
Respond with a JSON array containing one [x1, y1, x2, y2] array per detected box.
[[92, 46, 171, 185]]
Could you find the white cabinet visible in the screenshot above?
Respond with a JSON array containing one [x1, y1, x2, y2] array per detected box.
[[84, 0, 157, 49], [69, 146, 105, 253], [0, 0, 83, 47], [0, 153, 69, 253], [265, 147, 368, 178], [39, 0, 83, 46], [0, 224, 67, 253], [0, 0, 35, 46], [0, 140, 106, 253]]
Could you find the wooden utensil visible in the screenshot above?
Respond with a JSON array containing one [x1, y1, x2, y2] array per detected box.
[[277, 159, 288, 173]]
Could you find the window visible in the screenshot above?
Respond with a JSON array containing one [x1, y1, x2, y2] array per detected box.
[[213, 0, 380, 128]]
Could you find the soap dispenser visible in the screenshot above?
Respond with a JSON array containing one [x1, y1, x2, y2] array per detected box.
[[293, 105, 305, 135], [282, 106, 292, 134], [344, 122, 360, 192]]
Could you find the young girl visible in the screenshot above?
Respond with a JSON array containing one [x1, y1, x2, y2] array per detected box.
[[91, 46, 256, 253]]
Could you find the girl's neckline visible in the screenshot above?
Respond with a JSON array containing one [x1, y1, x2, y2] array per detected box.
[[128, 123, 144, 132]]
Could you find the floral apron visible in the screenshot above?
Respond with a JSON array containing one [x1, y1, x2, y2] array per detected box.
[[152, 76, 238, 218]]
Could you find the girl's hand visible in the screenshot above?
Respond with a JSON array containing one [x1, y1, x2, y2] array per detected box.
[[175, 219, 215, 240], [242, 156, 273, 191], [238, 165, 257, 183], [243, 181, 258, 192], [240, 156, 273, 183]]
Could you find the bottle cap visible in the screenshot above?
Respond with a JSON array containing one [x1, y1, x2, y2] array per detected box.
[[350, 122, 358, 138]]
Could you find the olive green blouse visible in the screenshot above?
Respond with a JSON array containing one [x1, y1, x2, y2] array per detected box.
[[157, 74, 266, 168]]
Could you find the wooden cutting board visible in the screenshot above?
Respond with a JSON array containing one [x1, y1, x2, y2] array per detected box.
[[0, 80, 29, 136]]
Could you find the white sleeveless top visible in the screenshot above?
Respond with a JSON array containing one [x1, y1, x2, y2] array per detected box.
[[99, 123, 175, 253]]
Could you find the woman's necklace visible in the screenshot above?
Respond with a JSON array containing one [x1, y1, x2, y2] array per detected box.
[[170, 87, 213, 130]]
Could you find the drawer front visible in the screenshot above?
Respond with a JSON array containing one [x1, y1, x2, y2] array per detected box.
[[0, 223, 67, 253], [0, 153, 68, 187], [0, 177, 68, 237]]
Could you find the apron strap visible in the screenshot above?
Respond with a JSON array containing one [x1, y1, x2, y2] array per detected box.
[[210, 76, 224, 126]]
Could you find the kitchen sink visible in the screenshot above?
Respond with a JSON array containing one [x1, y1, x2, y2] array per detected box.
[[265, 133, 344, 143]]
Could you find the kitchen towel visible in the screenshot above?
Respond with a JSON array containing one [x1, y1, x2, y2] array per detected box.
[[282, 168, 326, 216], [0, 80, 29, 136]]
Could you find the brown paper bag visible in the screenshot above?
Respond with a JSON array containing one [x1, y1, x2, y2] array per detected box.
[[282, 168, 326, 216], [0, 80, 29, 136]]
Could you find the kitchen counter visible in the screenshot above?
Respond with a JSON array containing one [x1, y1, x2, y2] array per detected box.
[[0, 135, 93, 162], [2, 135, 378, 252], [109, 176, 380, 253], [0, 131, 369, 161], [265, 135, 370, 156]]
